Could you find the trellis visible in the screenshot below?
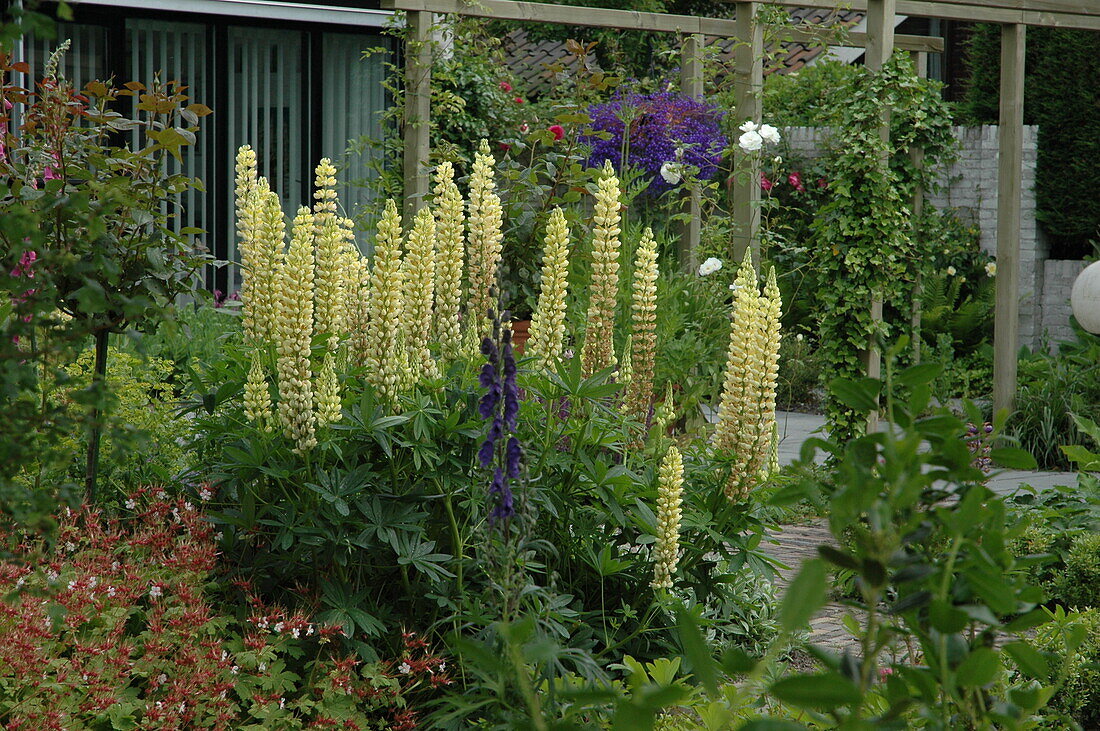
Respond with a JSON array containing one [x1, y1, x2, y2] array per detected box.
[[383, 0, 1100, 416]]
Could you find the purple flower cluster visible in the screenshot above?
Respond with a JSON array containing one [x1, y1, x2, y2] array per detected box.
[[583, 90, 727, 196], [966, 422, 994, 473], [478, 313, 522, 525]]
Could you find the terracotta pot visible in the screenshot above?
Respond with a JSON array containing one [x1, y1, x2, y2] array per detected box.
[[510, 319, 532, 354]]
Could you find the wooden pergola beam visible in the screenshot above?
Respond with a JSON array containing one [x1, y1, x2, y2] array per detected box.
[[724, 0, 1100, 32], [384, 0, 943, 50]]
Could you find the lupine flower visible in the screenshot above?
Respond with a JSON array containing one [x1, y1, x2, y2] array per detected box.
[[548, 124, 565, 141], [651, 446, 684, 590], [618, 334, 633, 391], [234, 145, 262, 339], [525, 207, 571, 369], [364, 200, 406, 406], [580, 161, 622, 378], [315, 350, 341, 426], [467, 140, 504, 335], [275, 208, 317, 452], [244, 352, 274, 433], [477, 312, 522, 525], [585, 90, 726, 196], [624, 227, 658, 434], [312, 159, 346, 349], [712, 253, 782, 500], [698, 257, 722, 276], [432, 162, 466, 361], [653, 382, 676, 436], [403, 207, 438, 382]]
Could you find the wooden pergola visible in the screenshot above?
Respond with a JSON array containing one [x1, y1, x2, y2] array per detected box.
[[382, 0, 1100, 416]]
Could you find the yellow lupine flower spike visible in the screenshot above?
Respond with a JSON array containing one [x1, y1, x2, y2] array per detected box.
[[235, 145, 262, 340], [581, 160, 622, 378], [526, 207, 571, 369], [651, 445, 684, 591], [619, 333, 633, 391], [312, 157, 339, 223], [624, 227, 659, 430], [244, 352, 274, 433], [315, 349, 342, 426], [404, 206, 438, 382], [275, 207, 318, 453], [364, 199, 405, 406], [433, 162, 466, 361], [467, 139, 503, 332], [251, 185, 286, 345]]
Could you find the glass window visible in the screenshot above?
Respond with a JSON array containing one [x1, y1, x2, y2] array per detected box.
[[20, 22, 107, 89]]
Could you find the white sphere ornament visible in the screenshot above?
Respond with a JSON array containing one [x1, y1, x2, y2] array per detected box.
[[1071, 260, 1100, 334]]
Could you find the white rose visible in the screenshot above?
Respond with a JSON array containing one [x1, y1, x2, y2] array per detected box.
[[759, 124, 781, 145], [738, 119, 758, 133], [985, 262, 997, 277], [698, 257, 722, 276], [660, 161, 683, 185], [738, 130, 763, 153], [947, 265, 957, 276]]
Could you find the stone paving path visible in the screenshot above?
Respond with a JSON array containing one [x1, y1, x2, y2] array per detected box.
[[764, 411, 1077, 651]]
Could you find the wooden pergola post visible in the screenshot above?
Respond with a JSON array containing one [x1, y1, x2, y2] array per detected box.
[[862, 0, 895, 413], [909, 50, 927, 365], [402, 10, 433, 223], [993, 22, 1026, 416], [679, 33, 704, 272], [732, 1, 763, 266]]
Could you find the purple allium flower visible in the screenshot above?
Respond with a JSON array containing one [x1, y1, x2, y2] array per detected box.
[[583, 89, 727, 196]]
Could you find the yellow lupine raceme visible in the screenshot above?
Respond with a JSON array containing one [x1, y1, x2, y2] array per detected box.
[[467, 139, 503, 330], [275, 207, 318, 452], [651, 445, 684, 590], [525, 207, 570, 369], [433, 161, 466, 361], [581, 161, 622, 377], [404, 206, 438, 382], [624, 227, 658, 429], [364, 199, 405, 405]]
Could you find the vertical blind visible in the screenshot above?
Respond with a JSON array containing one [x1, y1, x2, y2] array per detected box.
[[321, 32, 388, 253], [20, 23, 107, 89], [126, 19, 212, 245]]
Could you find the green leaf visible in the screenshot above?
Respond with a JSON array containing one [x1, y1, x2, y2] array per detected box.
[[780, 559, 827, 632], [894, 362, 942, 388], [828, 377, 880, 413], [1003, 642, 1048, 680], [769, 673, 861, 710], [676, 607, 718, 696], [956, 647, 1000, 687], [989, 448, 1037, 470]]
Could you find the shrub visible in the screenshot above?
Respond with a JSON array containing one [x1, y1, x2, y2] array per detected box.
[[0, 489, 444, 729], [1036, 607, 1100, 728], [1055, 532, 1100, 610], [584, 89, 727, 196]]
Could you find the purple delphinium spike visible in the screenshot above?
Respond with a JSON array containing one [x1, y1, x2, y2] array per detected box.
[[477, 309, 523, 527]]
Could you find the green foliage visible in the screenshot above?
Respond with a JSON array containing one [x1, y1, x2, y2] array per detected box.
[[960, 24, 1100, 258], [1012, 327, 1100, 470], [807, 54, 956, 440], [1035, 607, 1100, 729], [1055, 531, 1100, 610], [775, 332, 821, 411], [0, 43, 209, 515], [761, 60, 863, 127]]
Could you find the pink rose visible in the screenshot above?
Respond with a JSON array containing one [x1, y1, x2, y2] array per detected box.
[[788, 171, 805, 192], [760, 173, 773, 192], [499, 81, 512, 92], [548, 125, 565, 141]]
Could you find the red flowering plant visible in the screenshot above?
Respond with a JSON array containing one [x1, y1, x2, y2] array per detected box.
[[0, 488, 448, 729]]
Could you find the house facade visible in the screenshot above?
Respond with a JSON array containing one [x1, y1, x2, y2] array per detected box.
[[17, 0, 395, 292]]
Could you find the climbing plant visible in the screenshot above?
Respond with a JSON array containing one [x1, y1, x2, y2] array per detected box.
[[809, 53, 955, 440]]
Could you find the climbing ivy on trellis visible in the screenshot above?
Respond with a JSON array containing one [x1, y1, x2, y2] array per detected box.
[[810, 53, 956, 440]]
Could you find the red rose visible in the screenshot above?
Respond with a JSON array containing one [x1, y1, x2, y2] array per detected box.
[[499, 142, 511, 151], [548, 124, 565, 141], [788, 171, 805, 192], [499, 81, 512, 92], [760, 173, 773, 192], [514, 96, 524, 104]]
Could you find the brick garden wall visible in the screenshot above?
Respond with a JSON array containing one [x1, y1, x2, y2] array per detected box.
[[781, 125, 1079, 348]]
